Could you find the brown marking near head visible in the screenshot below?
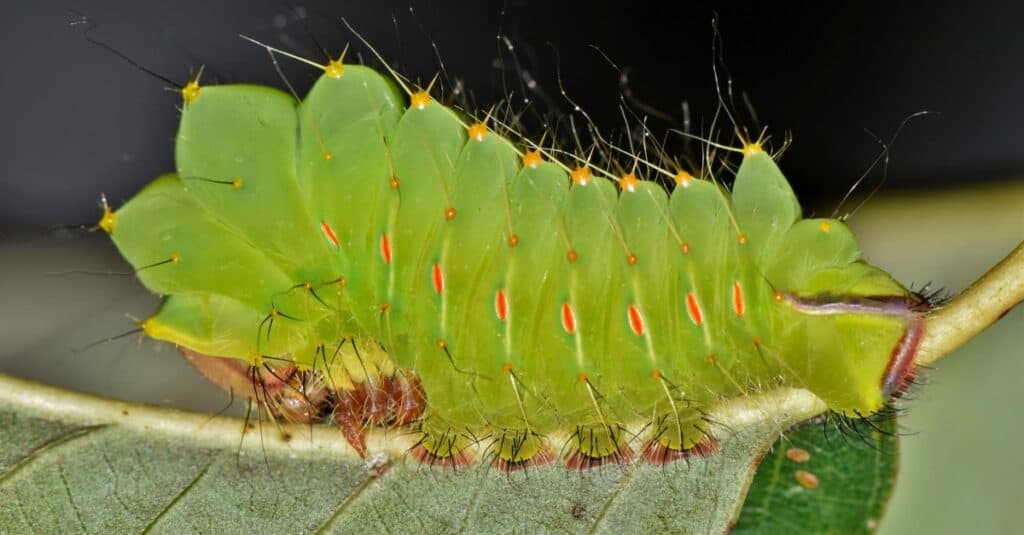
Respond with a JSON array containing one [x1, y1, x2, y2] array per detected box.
[[333, 387, 368, 458], [391, 374, 427, 425], [363, 377, 392, 424], [882, 316, 925, 398]]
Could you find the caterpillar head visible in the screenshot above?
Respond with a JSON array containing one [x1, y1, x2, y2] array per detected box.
[[733, 151, 926, 417]]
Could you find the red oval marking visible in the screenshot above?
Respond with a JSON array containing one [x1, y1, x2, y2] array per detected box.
[[320, 220, 339, 248], [686, 292, 704, 326], [561, 302, 577, 335], [496, 289, 509, 321], [380, 233, 392, 264], [432, 264, 444, 294], [732, 281, 744, 316], [628, 304, 644, 336]]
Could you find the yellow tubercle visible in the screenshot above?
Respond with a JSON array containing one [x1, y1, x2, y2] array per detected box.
[[674, 170, 693, 188], [180, 79, 201, 104], [468, 122, 488, 141], [324, 59, 345, 79], [742, 142, 763, 156], [820, 220, 832, 233], [410, 91, 432, 110], [139, 317, 156, 336], [98, 204, 116, 234]]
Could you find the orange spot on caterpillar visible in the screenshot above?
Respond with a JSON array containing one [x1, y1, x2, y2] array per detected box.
[[733, 281, 745, 316], [618, 173, 638, 192], [570, 166, 591, 185], [680, 242, 691, 254], [674, 170, 693, 188], [322, 151, 333, 161], [468, 122, 488, 141], [432, 263, 444, 294], [651, 369, 663, 380], [445, 206, 457, 220], [507, 233, 520, 247], [380, 233, 392, 264], [501, 362, 514, 375], [794, 469, 820, 489], [786, 447, 811, 463], [628, 304, 644, 336], [707, 353, 718, 364], [389, 176, 400, 189], [686, 292, 703, 326], [561, 302, 577, 335], [410, 91, 431, 110], [324, 59, 345, 79], [320, 220, 340, 248], [436, 339, 447, 350], [577, 372, 589, 383], [522, 150, 543, 168], [743, 142, 763, 156], [626, 253, 638, 265], [169, 252, 181, 264], [495, 289, 509, 321], [820, 220, 832, 233], [737, 233, 748, 244], [567, 249, 578, 263], [231, 176, 243, 189], [774, 291, 784, 302]]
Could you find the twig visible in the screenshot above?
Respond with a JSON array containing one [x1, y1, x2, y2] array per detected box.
[[917, 240, 1024, 366]]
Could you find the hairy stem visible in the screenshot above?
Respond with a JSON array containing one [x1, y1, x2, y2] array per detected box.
[[917, 240, 1024, 366]]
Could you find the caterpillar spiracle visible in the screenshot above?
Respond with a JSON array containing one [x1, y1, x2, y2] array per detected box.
[[97, 43, 927, 471]]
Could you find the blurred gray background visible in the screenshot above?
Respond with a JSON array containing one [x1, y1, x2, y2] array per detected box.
[[0, 1, 1022, 533]]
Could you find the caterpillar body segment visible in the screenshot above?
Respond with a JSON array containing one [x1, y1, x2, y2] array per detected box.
[[103, 61, 924, 469]]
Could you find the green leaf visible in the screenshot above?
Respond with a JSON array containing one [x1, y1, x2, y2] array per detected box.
[[0, 373, 826, 533], [734, 416, 898, 534]]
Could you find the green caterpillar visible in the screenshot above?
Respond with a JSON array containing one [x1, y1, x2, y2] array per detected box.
[[100, 51, 925, 470]]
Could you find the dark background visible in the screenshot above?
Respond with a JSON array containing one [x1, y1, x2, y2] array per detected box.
[[1, 1, 1022, 231]]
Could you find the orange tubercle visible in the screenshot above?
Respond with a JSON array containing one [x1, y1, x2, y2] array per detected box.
[[570, 166, 591, 185], [468, 122, 488, 141], [522, 150, 543, 168], [674, 170, 693, 188], [410, 91, 431, 110], [618, 172, 639, 192]]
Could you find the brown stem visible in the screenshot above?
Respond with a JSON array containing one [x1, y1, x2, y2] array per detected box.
[[917, 240, 1024, 366]]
